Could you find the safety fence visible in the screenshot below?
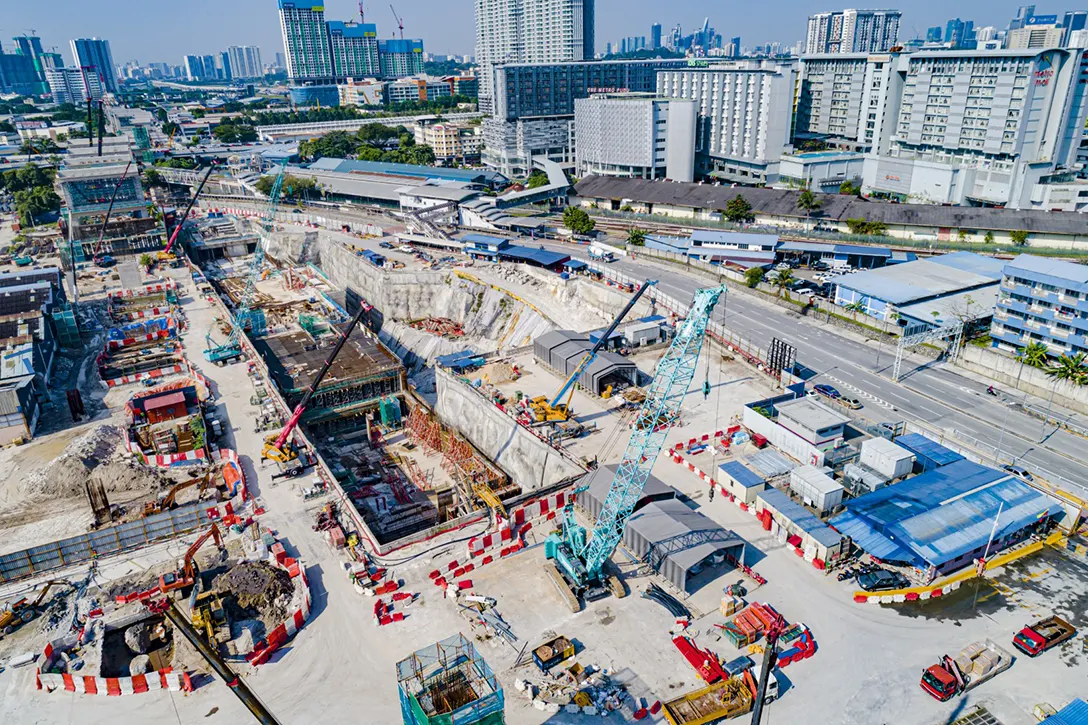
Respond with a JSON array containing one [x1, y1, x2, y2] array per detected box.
[[0, 502, 215, 584]]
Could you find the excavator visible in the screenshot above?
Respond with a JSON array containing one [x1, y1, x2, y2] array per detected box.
[[261, 300, 372, 465], [529, 281, 655, 424], [143, 471, 214, 517], [159, 523, 226, 595], [1, 579, 72, 635]]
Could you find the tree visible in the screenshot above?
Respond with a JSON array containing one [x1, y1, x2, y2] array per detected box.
[[957, 229, 968, 242], [212, 122, 257, 143], [562, 206, 596, 235], [1018, 342, 1050, 369], [162, 121, 180, 138], [627, 227, 646, 246], [0, 120, 15, 133], [839, 180, 859, 196], [845, 218, 888, 236], [19, 138, 60, 156], [155, 108, 168, 123], [744, 267, 765, 288], [154, 157, 198, 169], [526, 170, 549, 189], [143, 168, 165, 187], [843, 301, 866, 319], [796, 189, 821, 221], [984, 231, 994, 243], [257, 173, 319, 200], [1047, 352, 1088, 386], [773, 270, 796, 298], [1010, 230, 1030, 246], [723, 195, 755, 223], [139, 254, 154, 268]]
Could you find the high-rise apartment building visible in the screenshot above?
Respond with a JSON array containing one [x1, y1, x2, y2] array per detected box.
[[227, 46, 264, 79], [278, 0, 335, 82], [657, 60, 798, 183], [795, 53, 903, 154], [216, 52, 232, 81], [183, 55, 205, 81], [805, 9, 900, 55], [378, 40, 424, 79], [473, 0, 595, 112], [863, 48, 1088, 207], [45, 66, 103, 105], [70, 38, 118, 93], [328, 22, 379, 78], [574, 94, 696, 181]]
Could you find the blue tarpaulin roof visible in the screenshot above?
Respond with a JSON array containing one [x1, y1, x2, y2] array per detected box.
[[777, 240, 892, 258], [828, 510, 916, 563], [435, 350, 483, 370], [564, 259, 588, 270], [894, 433, 964, 470], [719, 461, 765, 489], [1042, 699, 1088, 725], [757, 488, 844, 548], [498, 245, 570, 267], [831, 459, 1064, 568]]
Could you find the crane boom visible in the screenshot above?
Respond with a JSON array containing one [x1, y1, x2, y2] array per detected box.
[[579, 285, 725, 576], [163, 165, 214, 256], [273, 300, 371, 451], [89, 160, 132, 257], [548, 280, 655, 409], [390, 4, 404, 38]]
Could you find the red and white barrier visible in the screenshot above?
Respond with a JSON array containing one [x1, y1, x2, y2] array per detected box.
[[245, 540, 311, 666], [103, 363, 184, 388], [106, 282, 178, 299], [36, 636, 191, 696], [113, 306, 173, 321], [852, 579, 962, 605]]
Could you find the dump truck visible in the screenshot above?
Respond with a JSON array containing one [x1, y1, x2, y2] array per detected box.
[[662, 672, 756, 725], [1013, 615, 1077, 657], [920, 639, 1012, 701]]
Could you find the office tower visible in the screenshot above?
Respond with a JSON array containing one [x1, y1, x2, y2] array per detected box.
[[183, 55, 204, 81], [217, 52, 232, 81], [805, 9, 901, 54], [274, 51, 286, 69], [327, 22, 380, 78], [228, 46, 264, 79], [974, 26, 997, 43], [926, 26, 942, 43], [474, 0, 595, 112], [278, 0, 335, 82], [728, 37, 742, 58], [1008, 5, 1035, 30], [1005, 16, 1063, 48], [1062, 12, 1088, 46], [651, 24, 662, 50], [69, 38, 118, 93], [945, 19, 975, 48]]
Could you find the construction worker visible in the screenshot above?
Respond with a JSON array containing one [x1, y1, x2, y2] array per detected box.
[[708, 484, 716, 502]]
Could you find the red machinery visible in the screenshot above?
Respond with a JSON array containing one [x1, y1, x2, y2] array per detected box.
[[158, 523, 224, 594]]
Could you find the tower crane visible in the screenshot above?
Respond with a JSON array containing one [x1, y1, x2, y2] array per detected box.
[[529, 280, 655, 423], [544, 285, 726, 611], [390, 4, 405, 38], [358, 2, 366, 23]]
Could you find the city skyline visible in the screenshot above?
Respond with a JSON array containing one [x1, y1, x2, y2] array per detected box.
[[0, 0, 1062, 63]]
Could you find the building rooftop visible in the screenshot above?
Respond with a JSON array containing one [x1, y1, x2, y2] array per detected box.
[[1005, 254, 1088, 292], [775, 396, 849, 431], [830, 252, 1005, 305], [778, 240, 892, 257], [719, 461, 765, 489], [757, 488, 844, 548], [307, 158, 505, 185], [573, 176, 1088, 235], [830, 459, 1064, 568], [255, 326, 402, 397]]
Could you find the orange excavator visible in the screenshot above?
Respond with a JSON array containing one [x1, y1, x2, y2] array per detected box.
[[143, 472, 215, 517], [159, 523, 225, 595]]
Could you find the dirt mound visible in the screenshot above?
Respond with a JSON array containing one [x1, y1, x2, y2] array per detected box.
[[21, 424, 167, 499], [217, 562, 293, 611]]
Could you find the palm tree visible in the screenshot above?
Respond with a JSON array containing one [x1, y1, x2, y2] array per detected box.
[[1018, 342, 1050, 369], [843, 300, 866, 319], [796, 189, 821, 227], [1046, 352, 1088, 386], [773, 270, 796, 298]]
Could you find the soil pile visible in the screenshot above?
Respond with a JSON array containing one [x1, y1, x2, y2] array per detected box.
[[217, 562, 295, 629], [22, 425, 168, 498]]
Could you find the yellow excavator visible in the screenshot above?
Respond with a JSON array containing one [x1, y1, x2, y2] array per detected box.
[[1, 580, 72, 635], [143, 471, 214, 517], [530, 281, 655, 423]]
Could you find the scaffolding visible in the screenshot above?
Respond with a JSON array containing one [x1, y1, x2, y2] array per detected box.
[[397, 633, 504, 725]]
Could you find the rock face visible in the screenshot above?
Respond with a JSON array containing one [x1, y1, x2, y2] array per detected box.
[[124, 622, 151, 655], [127, 654, 152, 675]]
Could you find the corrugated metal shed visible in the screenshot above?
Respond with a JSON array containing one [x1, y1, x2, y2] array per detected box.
[[757, 488, 843, 548], [498, 244, 570, 268], [831, 459, 1064, 569], [1041, 699, 1088, 725], [719, 461, 765, 489], [143, 391, 186, 411], [829, 252, 1004, 305], [624, 499, 746, 593], [745, 449, 796, 478], [580, 464, 675, 522], [894, 433, 964, 471]]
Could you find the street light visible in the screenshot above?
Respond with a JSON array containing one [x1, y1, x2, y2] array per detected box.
[[1040, 376, 1059, 441]]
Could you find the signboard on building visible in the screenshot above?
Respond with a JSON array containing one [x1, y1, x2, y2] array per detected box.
[[1026, 14, 1059, 25]]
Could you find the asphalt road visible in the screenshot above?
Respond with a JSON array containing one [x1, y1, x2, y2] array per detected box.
[[536, 240, 1088, 491]]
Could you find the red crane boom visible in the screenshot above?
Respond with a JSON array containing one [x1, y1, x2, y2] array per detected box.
[[163, 165, 214, 256]]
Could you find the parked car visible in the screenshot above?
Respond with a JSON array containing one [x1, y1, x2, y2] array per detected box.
[[1002, 464, 1034, 482], [379, 241, 394, 249], [858, 569, 910, 592], [812, 384, 841, 400]]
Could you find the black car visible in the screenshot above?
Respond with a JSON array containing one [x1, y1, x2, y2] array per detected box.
[[379, 241, 394, 249], [857, 569, 909, 592]]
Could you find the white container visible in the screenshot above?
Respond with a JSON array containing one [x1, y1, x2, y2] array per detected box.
[[860, 438, 914, 480], [789, 464, 844, 513]]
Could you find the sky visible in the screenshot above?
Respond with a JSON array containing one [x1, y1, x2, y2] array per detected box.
[[1, 0, 1041, 64]]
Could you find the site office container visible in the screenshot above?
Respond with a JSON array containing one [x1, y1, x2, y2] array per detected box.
[[788, 465, 843, 514], [860, 438, 914, 480]]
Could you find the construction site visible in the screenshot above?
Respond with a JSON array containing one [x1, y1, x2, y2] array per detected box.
[[0, 156, 1085, 725]]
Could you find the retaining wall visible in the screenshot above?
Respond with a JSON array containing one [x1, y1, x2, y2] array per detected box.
[[956, 345, 1088, 415], [435, 367, 584, 491]]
